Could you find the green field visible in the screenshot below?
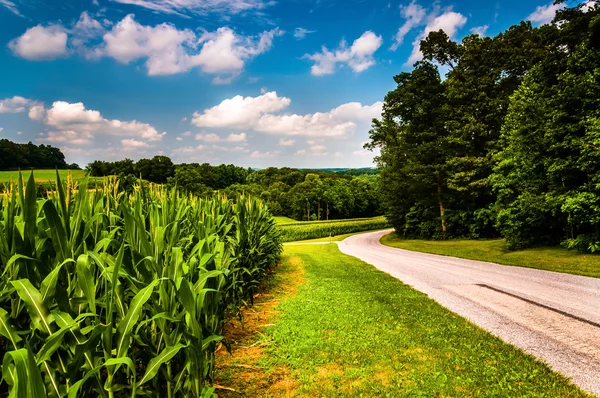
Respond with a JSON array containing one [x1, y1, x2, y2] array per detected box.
[[0, 174, 283, 397], [274, 216, 298, 224], [278, 216, 390, 242], [0, 169, 87, 183], [217, 244, 586, 396], [381, 233, 600, 278]]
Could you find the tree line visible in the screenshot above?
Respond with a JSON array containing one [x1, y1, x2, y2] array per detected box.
[[0, 139, 78, 170], [88, 158, 382, 221], [368, 1, 600, 251]]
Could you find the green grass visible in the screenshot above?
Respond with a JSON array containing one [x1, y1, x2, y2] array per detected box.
[[274, 216, 298, 224], [381, 233, 600, 278], [0, 169, 88, 183], [254, 244, 587, 397]]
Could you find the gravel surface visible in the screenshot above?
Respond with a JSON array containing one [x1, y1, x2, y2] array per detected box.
[[337, 229, 600, 396]]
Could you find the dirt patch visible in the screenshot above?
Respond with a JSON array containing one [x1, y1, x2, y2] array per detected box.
[[214, 255, 306, 397]]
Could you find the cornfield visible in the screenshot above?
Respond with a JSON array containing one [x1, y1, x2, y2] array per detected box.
[[279, 216, 390, 242], [0, 172, 282, 397]]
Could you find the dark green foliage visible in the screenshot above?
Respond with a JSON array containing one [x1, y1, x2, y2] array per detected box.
[[369, 1, 600, 251], [0, 139, 67, 170], [493, 4, 600, 250]]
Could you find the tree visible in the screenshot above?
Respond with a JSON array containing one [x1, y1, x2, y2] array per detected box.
[[135, 156, 175, 183], [492, 3, 600, 250], [367, 61, 450, 238]]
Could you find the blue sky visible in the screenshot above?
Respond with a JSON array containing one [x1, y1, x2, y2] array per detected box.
[[0, 0, 567, 168]]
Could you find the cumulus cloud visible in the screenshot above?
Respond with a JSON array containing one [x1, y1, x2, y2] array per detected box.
[[470, 25, 489, 36], [391, 1, 426, 50], [112, 0, 272, 17], [32, 100, 166, 144], [406, 10, 467, 66], [527, 3, 565, 25], [192, 91, 290, 128], [9, 13, 281, 82], [304, 31, 383, 76], [98, 15, 282, 79], [122, 138, 150, 148], [294, 27, 315, 40], [0, 96, 38, 113], [192, 91, 382, 137], [8, 25, 68, 60], [39, 130, 94, 145]]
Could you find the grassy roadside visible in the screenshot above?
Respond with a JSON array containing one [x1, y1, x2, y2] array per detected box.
[[215, 243, 587, 397], [381, 233, 600, 278]]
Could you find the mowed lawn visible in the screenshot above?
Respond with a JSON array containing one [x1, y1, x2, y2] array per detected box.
[[274, 216, 298, 224], [0, 169, 87, 183], [381, 233, 600, 278], [218, 243, 587, 397]]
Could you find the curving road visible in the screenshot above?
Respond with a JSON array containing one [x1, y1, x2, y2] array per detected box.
[[337, 229, 600, 396]]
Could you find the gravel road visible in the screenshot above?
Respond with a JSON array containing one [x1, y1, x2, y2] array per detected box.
[[337, 229, 600, 395]]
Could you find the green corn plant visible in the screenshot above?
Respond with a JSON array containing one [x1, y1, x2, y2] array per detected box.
[[0, 172, 282, 397], [278, 216, 390, 242]]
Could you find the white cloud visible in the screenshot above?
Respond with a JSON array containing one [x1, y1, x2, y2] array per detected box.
[[0, 127, 3, 133], [279, 138, 295, 146], [10, 14, 281, 81], [294, 27, 315, 40], [227, 132, 247, 142], [192, 91, 382, 137], [33, 101, 166, 143], [192, 91, 290, 128], [406, 11, 467, 66], [470, 25, 489, 37], [195, 132, 222, 142], [28, 104, 46, 120], [122, 138, 150, 148], [112, 0, 272, 17], [391, 1, 426, 50], [97, 15, 281, 79], [0, 0, 22, 17], [582, 1, 597, 12], [305, 31, 383, 76], [250, 150, 277, 158], [195, 132, 248, 143], [39, 130, 94, 145], [16, 131, 22, 135], [9, 25, 69, 60], [527, 3, 564, 25], [193, 27, 283, 79], [176, 137, 183, 141], [0, 96, 38, 113], [71, 11, 106, 48]]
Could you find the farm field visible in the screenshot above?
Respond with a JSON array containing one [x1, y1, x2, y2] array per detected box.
[[273, 216, 298, 224], [278, 216, 390, 242], [215, 243, 586, 396], [0, 169, 87, 183], [0, 175, 282, 397], [381, 233, 600, 278]]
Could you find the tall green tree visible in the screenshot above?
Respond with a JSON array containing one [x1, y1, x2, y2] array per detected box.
[[367, 61, 450, 237]]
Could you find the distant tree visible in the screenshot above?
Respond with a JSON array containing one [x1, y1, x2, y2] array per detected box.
[[135, 156, 175, 183]]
